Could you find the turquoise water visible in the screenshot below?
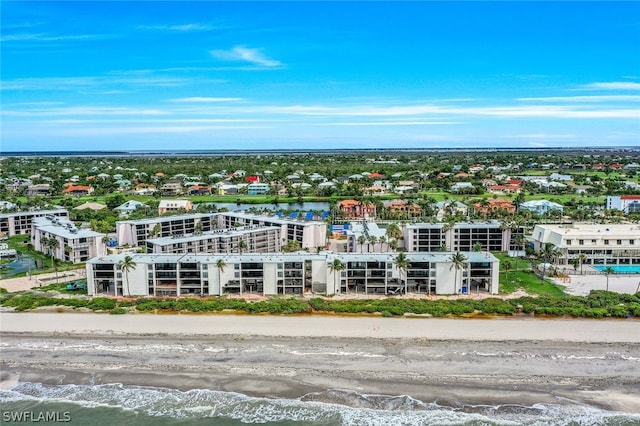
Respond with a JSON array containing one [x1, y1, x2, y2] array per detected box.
[[593, 265, 640, 274], [2, 382, 640, 426]]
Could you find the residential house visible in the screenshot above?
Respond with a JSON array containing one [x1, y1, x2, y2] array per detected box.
[[519, 200, 564, 216], [158, 199, 193, 215], [27, 184, 51, 197], [63, 185, 94, 196], [338, 199, 376, 218], [474, 198, 516, 216]]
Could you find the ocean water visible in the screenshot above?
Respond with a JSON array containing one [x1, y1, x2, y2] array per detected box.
[[2, 382, 639, 426]]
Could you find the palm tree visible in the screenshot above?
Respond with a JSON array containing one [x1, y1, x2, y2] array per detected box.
[[101, 235, 110, 255], [215, 258, 226, 296], [472, 242, 483, 252], [43, 236, 60, 282], [238, 239, 247, 254], [327, 259, 346, 294], [357, 235, 366, 253], [578, 253, 588, 275], [503, 259, 513, 282], [379, 235, 387, 252], [603, 266, 614, 292], [513, 234, 525, 272], [389, 238, 398, 252], [368, 235, 378, 253], [539, 242, 559, 283], [450, 252, 467, 294], [394, 252, 409, 295], [386, 222, 402, 241], [118, 255, 137, 297]]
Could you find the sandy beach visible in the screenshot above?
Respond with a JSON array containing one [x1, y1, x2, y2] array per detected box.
[[2, 312, 640, 415]]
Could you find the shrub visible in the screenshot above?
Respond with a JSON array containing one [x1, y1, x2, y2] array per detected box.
[[87, 297, 116, 311], [110, 307, 127, 315]]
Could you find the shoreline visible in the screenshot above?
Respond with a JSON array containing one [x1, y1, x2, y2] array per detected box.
[[1, 311, 639, 342], [3, 313, 640, 415], [2, 334, 640, 414]]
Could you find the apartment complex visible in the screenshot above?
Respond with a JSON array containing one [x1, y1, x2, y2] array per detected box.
[[86, 251, 499, 297], [216, 212, 327, 249], [404, 221, 524, 253], [0, 208, 69, 236], [116, 213, 217, 247], [31, 216, 105, 263], [530, 223, 640, 267], [145, 225, 281, 255], [116, 211, 327, 252]]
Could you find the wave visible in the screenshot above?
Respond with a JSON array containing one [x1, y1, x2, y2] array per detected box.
[[2, 382, 639, 425]]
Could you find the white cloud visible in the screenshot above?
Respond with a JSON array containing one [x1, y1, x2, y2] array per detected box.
[[517, 95, 640, 103], [579, 82, 640, 91], [324, 121, 461, 126], [0, 33, 106, 42], [138, 24, 215, 32], [168, 97, 244, 103], [210, 46, 281, 67]]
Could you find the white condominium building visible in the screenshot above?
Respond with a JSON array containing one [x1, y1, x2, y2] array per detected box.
[[32, 216, 105, 263], [116, 213, 217, 247], [86, 251, 499, 297], [0, 208, 69, 236], [530, 223, 640, 267]]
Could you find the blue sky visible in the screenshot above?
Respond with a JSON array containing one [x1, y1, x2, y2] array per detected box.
[[2, 1, 639, 152]]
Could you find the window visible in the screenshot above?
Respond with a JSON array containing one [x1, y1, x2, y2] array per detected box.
[[579, 240, 584, 245], [631, 240, 635, 245], [617, 240, 622, 245], [604, 240, 609, 245], [566, 240, 572, 245]]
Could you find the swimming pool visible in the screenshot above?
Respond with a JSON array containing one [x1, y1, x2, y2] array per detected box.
[[592, 265, 640, 274]]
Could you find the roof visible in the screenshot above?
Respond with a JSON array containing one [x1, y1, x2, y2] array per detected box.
[[64, 185, 93, 193], [115, 200, 148, 211], [75, 202, 107, 211], [621, 195, 640, 200]]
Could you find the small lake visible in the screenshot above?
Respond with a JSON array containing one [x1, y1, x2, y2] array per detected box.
[[196, 202, 331, 212]]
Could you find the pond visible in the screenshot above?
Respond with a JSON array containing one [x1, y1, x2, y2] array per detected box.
[[0, 254, 40, 279], [196, 201, 332, 212]]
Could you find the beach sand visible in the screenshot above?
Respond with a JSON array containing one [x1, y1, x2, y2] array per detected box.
[[2, 312, 640, 413]]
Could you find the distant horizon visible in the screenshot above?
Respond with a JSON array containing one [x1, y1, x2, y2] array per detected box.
[[2, 146, 639, 157], [2, 2, 639, 151]]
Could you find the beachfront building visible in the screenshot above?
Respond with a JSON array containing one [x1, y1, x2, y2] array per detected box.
[[86, 251, 499, 297], [606, 195, 640, 214], [145, 225, 281, 255], [216, 212, 327, 250], [404, 221, 524, 253], [530, 223, 640, 267], [116, 213, 216, 247], [31, 216, 105, 263], [0, 208, 69, 236]]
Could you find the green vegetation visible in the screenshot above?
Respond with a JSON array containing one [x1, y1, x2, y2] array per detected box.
[[493, 252, 566, 297], [1, 291, 638, 318]]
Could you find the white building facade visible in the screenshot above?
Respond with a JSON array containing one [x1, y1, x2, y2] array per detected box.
[[32, 216, 106, 263], [530, 223, 640, 267], [0, 208, 69, 236], [86, 251, 499, 297]]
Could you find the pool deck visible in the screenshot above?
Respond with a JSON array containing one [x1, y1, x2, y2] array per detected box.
[[551, 267, 640, 296]]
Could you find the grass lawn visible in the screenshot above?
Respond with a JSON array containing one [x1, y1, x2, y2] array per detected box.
[[494, 252, 566, 297]]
